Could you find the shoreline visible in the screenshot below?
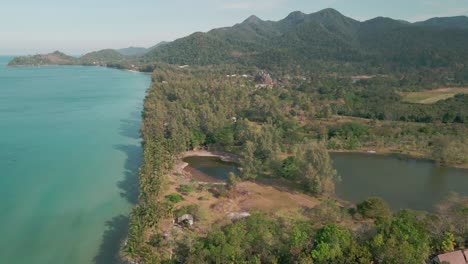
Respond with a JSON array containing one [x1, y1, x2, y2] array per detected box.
[[329, 149, 468, 170], [176, 150, 241, 175]]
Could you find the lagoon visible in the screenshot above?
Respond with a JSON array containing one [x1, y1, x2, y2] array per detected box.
[[333, 152, 468, 212], [0, 57, 149, 264], [184, 152, 468, 212]]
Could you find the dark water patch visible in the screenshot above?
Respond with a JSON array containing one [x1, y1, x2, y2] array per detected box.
[[114, 144, 141, 205], [183, 156, 239, 181], [93, 215, 129, 264], [332, 152, 468, 212]]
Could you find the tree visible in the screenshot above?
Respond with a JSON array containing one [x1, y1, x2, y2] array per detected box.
[[370, 210, 430, 264], [357, 197, 392, 220], [190, 131, 206, 149], [295, 142, 338, 195], [240, 141, 259, 180], [226, 172, 240, 190], [311, 224, 352, 263]]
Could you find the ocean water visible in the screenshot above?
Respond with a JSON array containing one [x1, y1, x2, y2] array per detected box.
[[0, 56, 149, 264]]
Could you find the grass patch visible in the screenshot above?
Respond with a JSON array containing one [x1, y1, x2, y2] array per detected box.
[[400, 87, 468, 104], [178, 184, 196, 194], [165, 193, 184, 203]]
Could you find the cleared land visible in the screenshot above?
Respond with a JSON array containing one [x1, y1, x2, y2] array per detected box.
[[400, 87, 468, 104]]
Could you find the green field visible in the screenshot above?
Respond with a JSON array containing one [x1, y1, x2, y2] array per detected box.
[[401, 88, 468, 104]]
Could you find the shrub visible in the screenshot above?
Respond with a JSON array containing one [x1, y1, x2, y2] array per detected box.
[[165, 193, 184, 203], [178, 184, 196, 194]]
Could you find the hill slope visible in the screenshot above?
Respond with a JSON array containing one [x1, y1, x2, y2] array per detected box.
[[141, 9, 468, 71]]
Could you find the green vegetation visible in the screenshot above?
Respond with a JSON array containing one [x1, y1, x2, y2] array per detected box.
[[165, 193, 184, 204], [122, 61, 467, 263]]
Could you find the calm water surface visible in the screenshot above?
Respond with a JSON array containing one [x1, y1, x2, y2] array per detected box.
[[333, 153, 468, 212], [0, 56, 149, 264], [183, 156, 239, 181], [184, 153, 468, 212]]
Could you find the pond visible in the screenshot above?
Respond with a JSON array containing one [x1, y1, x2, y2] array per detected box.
[[184, 153, 468, 212], [183, 156, 239, 182], [332, 152, 468, 212]]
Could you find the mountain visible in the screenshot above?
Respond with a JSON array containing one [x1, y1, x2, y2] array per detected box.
[[117, 46, 148, 56], [8, 51, 77, 66], [9, 9, 468, 71], [141, 9, 468, 70], [148, 41, 169, 51], [8, 49, 127, 67], [79, 49, 126, 65], [415, 16, 468, 30]]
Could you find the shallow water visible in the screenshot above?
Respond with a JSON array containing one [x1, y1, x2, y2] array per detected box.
[[183, 156, 239, 181], [0, 57, 149, 264]]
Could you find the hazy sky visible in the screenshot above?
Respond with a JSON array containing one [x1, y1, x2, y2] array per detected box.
[[1, 0, 467, 55]]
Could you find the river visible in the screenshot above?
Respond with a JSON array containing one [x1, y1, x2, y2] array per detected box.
[[0, 56, 149, 264]]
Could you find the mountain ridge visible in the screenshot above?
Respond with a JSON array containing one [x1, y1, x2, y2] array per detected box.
[[8, 8, 468, 71]]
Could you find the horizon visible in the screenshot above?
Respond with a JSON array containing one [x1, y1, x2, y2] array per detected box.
[[1, 0, 467, 55]]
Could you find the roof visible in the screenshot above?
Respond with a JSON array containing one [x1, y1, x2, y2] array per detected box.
[[436, 250, 467, 264], [177, 214, 193, 222]]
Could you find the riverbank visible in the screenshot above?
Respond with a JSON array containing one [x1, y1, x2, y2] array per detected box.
[[176, 150, 240, 173], [329, 148, 468, 169]]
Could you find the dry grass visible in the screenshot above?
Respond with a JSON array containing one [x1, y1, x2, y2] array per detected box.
[[157, 165, 323, 237], [400, 87, 468, 104]]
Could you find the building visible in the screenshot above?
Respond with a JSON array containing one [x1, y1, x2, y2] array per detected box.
[[255, 71, 273, 85], [434, 250, 468, 264], [177, 214, 194, 226]]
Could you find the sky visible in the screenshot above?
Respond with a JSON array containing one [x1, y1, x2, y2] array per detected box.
[[1, 0, 467, 55]]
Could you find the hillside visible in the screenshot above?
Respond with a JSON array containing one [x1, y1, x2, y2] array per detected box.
[[141, 9, 468, 72], [78, 49, 126, 65], [117, 46, 148, 56], [8, 8, 468, 75], [415, 16, 468, 30], [8, 49, 128, 67], [7, 51, 77, 66]]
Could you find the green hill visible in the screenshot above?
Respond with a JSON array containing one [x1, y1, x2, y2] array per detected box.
[[141, 9, 468, 71], [78, 49, 126, 65], [7, 51, 77, 66], [117, 46, 148, 56]]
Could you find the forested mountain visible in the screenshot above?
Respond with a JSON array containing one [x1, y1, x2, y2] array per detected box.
[[415, 16, 468, 30], [117, 46, 148, 56], [8, 51, 77, 66], [9, 8, 468, 73], [8, 49, 128, 66], [79, 49, 126, 65], [142, 9, 468, 71]]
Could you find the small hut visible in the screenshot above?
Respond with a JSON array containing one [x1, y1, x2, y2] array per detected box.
[[434, 250, 467, 264], [177, 214, 194, 226]]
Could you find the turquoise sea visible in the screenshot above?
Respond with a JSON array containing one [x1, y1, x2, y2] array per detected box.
[[0, 56, 150, 264]]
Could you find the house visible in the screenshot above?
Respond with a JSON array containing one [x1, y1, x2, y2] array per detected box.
[[177, 214, 194, 226], [434, 250, 468, 264], [255, 71, 273, 85], [227, 212, 251, 221]]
